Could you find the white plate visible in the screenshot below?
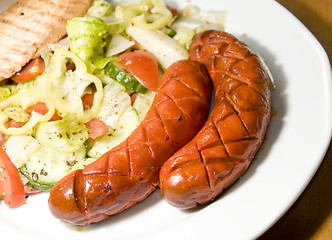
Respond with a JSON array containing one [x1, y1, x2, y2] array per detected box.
[[0, 0, 331, 239]]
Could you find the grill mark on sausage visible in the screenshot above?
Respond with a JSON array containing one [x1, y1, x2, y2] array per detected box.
[[163, 92, 191, 121], [154, 106, 170, 143], [214, 86, 252, 139], [178, 72, 209, 98], [196, 143, 211, 190], [74, 170, 89, 218], [224, 95, 251, 137], [125, 139, 133, 177], [211, 120, 230, 159], [210, 59, 269, 103], [139, 125, 156, 159]]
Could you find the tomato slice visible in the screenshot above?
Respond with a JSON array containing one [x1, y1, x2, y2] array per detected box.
[[10, 57, 45, 83], [167, 5, 178, 17], [117, 51, 159, 91], [130, 92, 139, 105], [0, 133, 5, 147], [24, 185, 42, 196], [85, 119, 107, 139], [0, 148, 25, 208], [8, 120, 26, 128], [27, 103, 61, 121], [82, 89, 96, 110]]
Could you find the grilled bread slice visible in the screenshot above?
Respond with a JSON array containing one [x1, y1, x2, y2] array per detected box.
[[0, 0, 93, 81]]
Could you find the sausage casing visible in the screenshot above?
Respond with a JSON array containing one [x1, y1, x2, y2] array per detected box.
[[159, 30, 272, 208], [48, 60, 212, 225]]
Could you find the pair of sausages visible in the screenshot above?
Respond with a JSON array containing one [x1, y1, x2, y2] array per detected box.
[[48, 30, 271, 224]]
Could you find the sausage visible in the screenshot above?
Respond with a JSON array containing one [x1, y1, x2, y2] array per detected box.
[[48, 60, 212, 225], [159, 30, 272, 208]]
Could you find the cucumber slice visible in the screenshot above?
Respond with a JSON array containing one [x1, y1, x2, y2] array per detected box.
[[19, 145, 86, 190], [104, 61, 148, 94], [34, 115, 89, 153], [87, 106, 140, 158]]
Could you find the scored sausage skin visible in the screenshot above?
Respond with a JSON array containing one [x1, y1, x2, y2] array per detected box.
[[159, 30, 272, 208], [48, 60, 212, 225]]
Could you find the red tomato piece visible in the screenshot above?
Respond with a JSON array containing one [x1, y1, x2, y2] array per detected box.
[[0, 148, 25, 208], [24, 185, 42, 196], [82, 89, 96, 110], [26, 103, 61, 121], [27, 103, 49, 115], [8, 120, 26, 128], [10, 57, 45, 83], [130, 92, 139, 106], [66, 62, 76, 71], [117, 51, 159, 91], [85, 119, 107, 139], [0, 133, 5, 146], [167, 5, 178, 17]]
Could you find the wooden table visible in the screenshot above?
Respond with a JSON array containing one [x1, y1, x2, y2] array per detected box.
[[259, 0, 332, 239]]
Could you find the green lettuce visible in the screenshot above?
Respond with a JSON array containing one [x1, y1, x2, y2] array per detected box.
[[87, 0, 112, 18], [66, 17, 111, 71]]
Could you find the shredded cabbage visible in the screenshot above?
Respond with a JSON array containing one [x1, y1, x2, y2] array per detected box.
[[0, 74, 56, 135], [0, 103, 55, 135], [4, 135, 40, 168], [97, 81, 131, 127], [173, 26, 205, 50], [114, 0, 173, 30], [35, 115, 89, 153], [66, 17, 111, 71], [102, 18, 129, 34], [0, 87, 11, 102], [45, 47, 103, 123], [106, 33, 135, 56], [87, 0, 112, 18], [126, 25, 189, 69], [2, 107, 30, 123]]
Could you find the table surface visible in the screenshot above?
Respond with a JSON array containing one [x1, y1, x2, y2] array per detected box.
[[259, 0, 332, 239]]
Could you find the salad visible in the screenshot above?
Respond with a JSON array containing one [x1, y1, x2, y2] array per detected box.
[[0, 0, 225, 208]]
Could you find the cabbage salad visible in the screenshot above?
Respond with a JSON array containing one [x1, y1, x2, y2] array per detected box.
[[0, 0, 225, 193]]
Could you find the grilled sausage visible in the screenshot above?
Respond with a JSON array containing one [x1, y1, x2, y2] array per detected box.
[[159, 30, 272, 208], [48, 60, 212, 225], [0, 0, 93, 80]]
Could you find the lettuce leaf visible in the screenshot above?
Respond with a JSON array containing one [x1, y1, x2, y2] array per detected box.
[[66, 17, 110, 71]]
